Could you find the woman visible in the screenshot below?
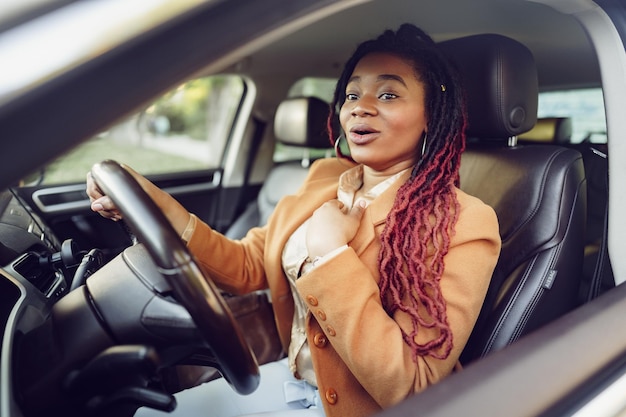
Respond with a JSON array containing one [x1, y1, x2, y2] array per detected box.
[[87, 23, 500, 417]]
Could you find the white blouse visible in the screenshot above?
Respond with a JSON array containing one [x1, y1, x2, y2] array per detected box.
[[281, 164, 408, 386]]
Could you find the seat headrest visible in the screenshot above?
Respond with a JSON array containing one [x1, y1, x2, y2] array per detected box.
[[439, 34, 538, 139], [518, 117, 573, 144], [273, 96, 333, 149]]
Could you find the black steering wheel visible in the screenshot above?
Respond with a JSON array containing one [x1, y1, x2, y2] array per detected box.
[[90, 160, 260, 395]]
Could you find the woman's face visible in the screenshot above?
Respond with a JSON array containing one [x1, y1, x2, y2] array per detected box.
[[339, 52, 428, 174]]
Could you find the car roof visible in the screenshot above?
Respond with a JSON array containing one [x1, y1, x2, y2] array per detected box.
[[225, 0, 599, 89], [0, 0, 602, 190], [0, 0, 599, 108]]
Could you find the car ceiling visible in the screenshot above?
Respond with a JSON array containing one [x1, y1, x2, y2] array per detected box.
[[0, 0, 602, 191], [223, 0, 599, 95]]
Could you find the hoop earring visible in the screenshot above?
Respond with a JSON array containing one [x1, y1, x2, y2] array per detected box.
[[421, 134, 428, 158], [334, 135, 343, 157], [334, 134, 354, 166]]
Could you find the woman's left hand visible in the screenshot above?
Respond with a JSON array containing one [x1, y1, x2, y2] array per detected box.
[[306, 199, 367, 259]]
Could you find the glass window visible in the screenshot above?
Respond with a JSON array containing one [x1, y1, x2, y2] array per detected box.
[[28, 75, 245, 185], [537, 88, 607, 143], [288, 77, 336, 102]]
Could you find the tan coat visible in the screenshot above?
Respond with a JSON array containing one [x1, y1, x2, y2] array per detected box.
[[186, 158, 501, 417]]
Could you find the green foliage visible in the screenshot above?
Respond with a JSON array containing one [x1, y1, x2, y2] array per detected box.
[[148, 78, 217, 140], [38, 138, 206, 184]]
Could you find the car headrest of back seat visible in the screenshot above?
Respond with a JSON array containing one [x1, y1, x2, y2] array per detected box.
[[273, 96, 334, 148], [439, 33, 538, 140], [225, 96, 334, 240]]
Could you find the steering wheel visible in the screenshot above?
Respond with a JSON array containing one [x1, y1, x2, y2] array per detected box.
[[90, 160, 260, 395]]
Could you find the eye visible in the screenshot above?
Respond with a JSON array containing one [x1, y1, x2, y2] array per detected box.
[[345, 93, 358, 101], [379, 92, 398, 100]]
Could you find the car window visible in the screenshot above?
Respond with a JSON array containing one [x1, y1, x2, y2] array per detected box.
[[273, 77, 336, 163], [24, 75, 245, 185], [537, 87, 607, 143], [288, 77, 336, 102]]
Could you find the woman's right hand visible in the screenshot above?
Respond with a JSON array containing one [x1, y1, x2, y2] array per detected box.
[[85, 163, 192, 237], [86, 170, 123, 221]]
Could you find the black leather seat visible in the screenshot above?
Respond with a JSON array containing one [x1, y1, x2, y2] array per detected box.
[[516, 116, 612, 302], [226, 96, 333, 239], [439, 34, 587, 364]]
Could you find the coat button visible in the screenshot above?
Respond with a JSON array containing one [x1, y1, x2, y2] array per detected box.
[[325, 325, 336, 336], [315, 309, 326, 321], [325, 388, 338, 405], [306, 295, 318, 306], [313, 332, 327, 348]]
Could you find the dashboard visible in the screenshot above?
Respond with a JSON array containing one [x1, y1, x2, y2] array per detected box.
[[0, 189, 80, 417], [0, 188, 196, 417], [0, 190, 70, 297]]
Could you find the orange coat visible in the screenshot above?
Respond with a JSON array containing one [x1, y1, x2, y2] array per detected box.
[[186, 158, 501, 417]]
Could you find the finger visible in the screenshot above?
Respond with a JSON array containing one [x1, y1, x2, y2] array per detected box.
[[349, 199, 368, 219], [90, 196, 121, 218], [94, 208, 122, 221], [98, 211, 121, 221], [90, 202, 120, 218], [86, 171, 104, 201], [91, 195, 113, 210], [329, 199, 347, 213], [319, 199, 345, 213]]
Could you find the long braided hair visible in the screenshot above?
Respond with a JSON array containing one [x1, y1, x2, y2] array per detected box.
[[328, 24, 467, 361]]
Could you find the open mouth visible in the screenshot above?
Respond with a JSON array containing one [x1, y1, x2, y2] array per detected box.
[[350, 125, 377, 135], [349, 125, 379, 144]]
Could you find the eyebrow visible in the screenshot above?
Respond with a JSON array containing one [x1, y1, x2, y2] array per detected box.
[[348, 74, 408, 87]]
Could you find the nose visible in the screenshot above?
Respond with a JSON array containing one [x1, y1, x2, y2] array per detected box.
[[350, 95, 377, 117]]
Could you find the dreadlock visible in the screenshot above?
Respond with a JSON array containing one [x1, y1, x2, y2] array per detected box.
[[328, 24, 467, 361]]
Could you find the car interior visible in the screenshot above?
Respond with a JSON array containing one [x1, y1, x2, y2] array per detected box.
[[1, 0, 625, 416]]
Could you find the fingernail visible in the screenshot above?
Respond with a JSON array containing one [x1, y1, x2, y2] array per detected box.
[[92, 202, 104, 211]]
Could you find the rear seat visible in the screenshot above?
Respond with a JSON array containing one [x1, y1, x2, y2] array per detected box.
[[225, 96, 333, 239], [519, 116, 612, 301]]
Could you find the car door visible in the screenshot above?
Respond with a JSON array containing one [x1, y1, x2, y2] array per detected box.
[[12, 74, 263, 261]]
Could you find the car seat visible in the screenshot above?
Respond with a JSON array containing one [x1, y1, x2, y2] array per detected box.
[[438, 34, 587, 364], [518, 117, 612, 302], [225, 96, 334, 239]]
